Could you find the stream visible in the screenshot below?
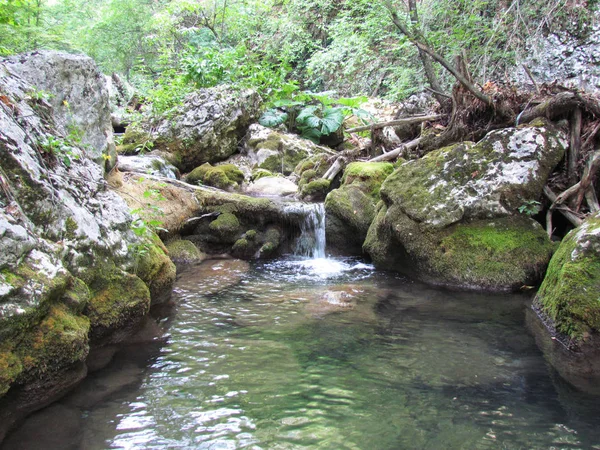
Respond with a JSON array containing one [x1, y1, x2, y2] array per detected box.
[[3, 206, 600, 449]]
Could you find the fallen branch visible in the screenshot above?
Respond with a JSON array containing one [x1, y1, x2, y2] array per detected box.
[[568, 108, 582, 187], [368, 138, 421, 162], [574, 149, 600, 211], [324, 156, 346, 181], [346, 115, 441, 133], [544, 186, 583, 228], [518, 91, 581, 124], [185, 212, 220, 223]]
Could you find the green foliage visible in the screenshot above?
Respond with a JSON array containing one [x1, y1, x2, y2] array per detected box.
[[38, 135, 78, 168], [518, 199, 542, 216]]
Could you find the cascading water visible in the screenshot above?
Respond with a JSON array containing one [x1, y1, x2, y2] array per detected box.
[[293, 202, 326, 259]]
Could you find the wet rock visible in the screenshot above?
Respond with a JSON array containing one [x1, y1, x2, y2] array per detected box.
[[1, 403, 83, 450], [364, 122, 565, 291], [0, 52, 175, 420], [165, 239, 206, 265], [529, 212, 600, 393], [325, 162, 394, 254]]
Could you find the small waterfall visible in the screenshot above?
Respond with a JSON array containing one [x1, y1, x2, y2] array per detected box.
[[286, 203, 326, 259]]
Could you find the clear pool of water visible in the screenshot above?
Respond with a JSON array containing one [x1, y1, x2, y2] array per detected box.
[[4, 256, 600, 450]]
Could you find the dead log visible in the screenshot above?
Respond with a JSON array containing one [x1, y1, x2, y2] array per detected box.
[[368, 138, 421, 162], [544, 186, 583, 228], [574, 149, 600, 211], [517, 91, 581, 125], [568, 108, 582, 187], [324, 156, 347, 181], [345, 115, 442, 133]]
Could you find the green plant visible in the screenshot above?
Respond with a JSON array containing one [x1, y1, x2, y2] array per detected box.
[[259, 91, 371, 143], [39, 135, 77, 168], [518, 199, 542, 216]]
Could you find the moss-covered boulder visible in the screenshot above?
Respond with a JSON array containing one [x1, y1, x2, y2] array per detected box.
[[246, 124, 333, 175], [325, 162, 394, 254], [133, 236, 177, 304], [534, 213, 600, 341], [364, 123, 565, 290], [382, 122, 565, 229], [528, 213, 600, 393], [186, 163, 245, 191], [166, 239, 206, 264]]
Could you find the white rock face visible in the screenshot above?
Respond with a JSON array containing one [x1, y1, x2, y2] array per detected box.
[[0, 54, 145, 314], [516, 16, 600, 93], [244, 176, 298, 197], [118, 154, 180, 179], [4, 51, 115, 164]]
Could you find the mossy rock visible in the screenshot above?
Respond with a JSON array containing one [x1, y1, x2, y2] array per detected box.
[[83, 264, 151, 343], [166, 239, 206, 264], [117, 126, 153, 155], [186, 163, 244, 190], [364, 208, 554, 291], [250, 168, 274, 182], [380, 124, 566, 230], [300, 178, 330, 201], [0, 304, 89, 396], [324, 162, 394, 254], [134, 237, 176, 304], [535, 213, 600, 341], [209, 212, 241, 243]]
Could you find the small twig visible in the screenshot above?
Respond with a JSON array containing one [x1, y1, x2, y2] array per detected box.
[[522, 64, 540, 94], [424, 87, 451, 99]]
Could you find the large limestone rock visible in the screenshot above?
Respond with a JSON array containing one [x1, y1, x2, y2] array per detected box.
[[529, 213, 600, 393], [4, 51, 116, 167], [246, 124, 334, 176], [0, 53, 175, 436], [364, 122, 565, 291], [325, 162, 394, 254], [125, 86, 261, 172]]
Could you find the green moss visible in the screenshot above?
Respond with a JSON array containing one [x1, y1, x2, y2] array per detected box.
[[250, 169, 273, 181], [209, 212, 241, 243], [256, 138, 281, 152], [300, 178, 330, 198], [84, 263, 151, 342], [187, 163, 244, 190], [342, 162, 394, 200], [219, 164, 245, 184], [61, 277, 90, 314], [245, 230, 257, 240], [65, 217, 78, 240], [186, 163, 212, 185], [536, 216, 600, 340], [0, 346, 23, 396], [260, 149, 308, 175], [166, 239, 205, 263], [134, 238, 176, 301], [15, 304, 90, 384]]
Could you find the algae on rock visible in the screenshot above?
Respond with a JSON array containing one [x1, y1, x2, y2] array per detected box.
[[325, 162, 394, 254]]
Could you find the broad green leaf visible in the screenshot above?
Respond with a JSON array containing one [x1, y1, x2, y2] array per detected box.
[[320, 107, 344, 135], [337, 96, 368, 108], [297, 105, 319, 122], [300, 127, 322, 144], [259, 108, 288, 128]]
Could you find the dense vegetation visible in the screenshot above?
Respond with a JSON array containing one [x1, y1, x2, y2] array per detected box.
[[1, 0, 597, 114]]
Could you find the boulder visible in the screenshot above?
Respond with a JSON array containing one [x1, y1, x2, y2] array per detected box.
[[325, 162, 394, 254], [118, 154, 180, 179], [528, 212, 600, 393], [185, 163, 244, 191], [125, 86, 261, 171], [0, 52, 175, 433], [364, 122, 565, 291], [246, 124, 334, 175], [244, 176, 298, 197], [4, 51, 116, 168]]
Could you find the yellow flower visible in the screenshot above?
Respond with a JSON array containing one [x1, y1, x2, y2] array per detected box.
[[62, 100, 69, 107]]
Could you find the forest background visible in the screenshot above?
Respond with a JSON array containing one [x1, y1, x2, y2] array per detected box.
[[1, 0, 598, 114]]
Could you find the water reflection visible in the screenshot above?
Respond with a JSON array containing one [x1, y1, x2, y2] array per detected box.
[[4, 256, 600, 449]]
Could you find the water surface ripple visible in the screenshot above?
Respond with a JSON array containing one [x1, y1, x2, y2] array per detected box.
[[4, 256, 600, 449]]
